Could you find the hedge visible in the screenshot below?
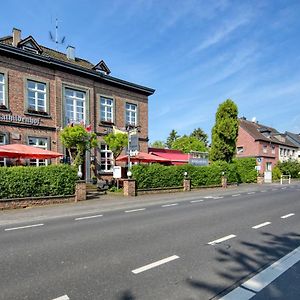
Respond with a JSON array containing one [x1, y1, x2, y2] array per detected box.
[[0, 165, 78, 199], [131, 158, 257, 189]]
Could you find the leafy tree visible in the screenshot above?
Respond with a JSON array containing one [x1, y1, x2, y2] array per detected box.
[[166, 129, 180, 148], [210, 99, 238, 162], [60, 124, 98, 168], [103, 132, 128, 164], [171, 135, 207, 153], [277, 160, 300, 178], [190, 128, 209, 147], [150, 140, 165, 148]]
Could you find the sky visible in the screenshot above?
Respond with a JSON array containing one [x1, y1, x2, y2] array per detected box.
[[1, 0, 300, 143]]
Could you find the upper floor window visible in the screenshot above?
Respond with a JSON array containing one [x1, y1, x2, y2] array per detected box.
[[100, 97, 114, 123], [100, 144, 113, 173], [263, 145, 267, 153], [27, 80, 47, 114], [126, 103, 137, 126], [28, 137, 48, 166], [65, 88, 85, 124], [0, 133, 7, 166], [271, 145, 275, 154], [0, 73, 6, 107]]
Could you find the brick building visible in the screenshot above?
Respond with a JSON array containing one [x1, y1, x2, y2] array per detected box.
[[236, 118, 297, 173], [0, 28, 154, 180]]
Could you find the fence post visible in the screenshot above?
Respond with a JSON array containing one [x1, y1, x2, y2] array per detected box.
[[183, 178, 191, 191], [280, 175, 283, 185], [123, 179, 137, 196], [75, 180, 86, 202], [221, 176, 227, 188]]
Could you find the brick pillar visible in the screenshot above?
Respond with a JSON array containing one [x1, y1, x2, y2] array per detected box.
[[257, 176, 264, 184], [123, 179, 136, 197], [221, 176, 227, 188], [183, 179, 191, 191], [75, 180, 86, 202]]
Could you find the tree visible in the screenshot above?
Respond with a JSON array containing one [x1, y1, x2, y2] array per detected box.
[[166, 129, 180, 148], [150, 140, 165, 148], [103, 132, 128, 164], [171, 135, 207, 153], [210, 99, 238, 162], [190, 128, 209, 147], [60, 124, 98, 168]]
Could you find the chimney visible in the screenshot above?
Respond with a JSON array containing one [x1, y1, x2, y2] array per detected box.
[[66, 45, 75, 60], [12, 28, 21, 47]]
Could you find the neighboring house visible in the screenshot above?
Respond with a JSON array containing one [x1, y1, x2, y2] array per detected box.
[[285, 131, 300, 161], [0, 28, 154, 180], [236, 118, 297, 173]]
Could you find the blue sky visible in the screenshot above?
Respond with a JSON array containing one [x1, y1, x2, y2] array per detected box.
[[1, 0, 300, 143]]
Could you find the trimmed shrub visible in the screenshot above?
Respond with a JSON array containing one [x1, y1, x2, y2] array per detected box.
[[272, 166, 282, 180], [233, 158, 257, 183], [0, 165, 78, 199], [277, 161, 300, 178]]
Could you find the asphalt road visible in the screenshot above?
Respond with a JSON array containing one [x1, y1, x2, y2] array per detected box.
[[0, 184, 299, 300]]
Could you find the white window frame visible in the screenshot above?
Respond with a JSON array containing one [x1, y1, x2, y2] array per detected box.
[[126, 103, 137, 126], [271, 145, 275, 154], [28, 137, 48, 166], [0, 73, 6, 107], [237, 146, 244, 154], [100, 96, 114, 123], [27, 80, 47, 112], [65, 88, 86, 124], [100, 144, 113, 173], [0, 133, 7, 166]]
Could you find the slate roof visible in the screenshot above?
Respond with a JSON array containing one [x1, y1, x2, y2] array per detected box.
[[285, 131, 300, 147], [239, 118, 297, 148]]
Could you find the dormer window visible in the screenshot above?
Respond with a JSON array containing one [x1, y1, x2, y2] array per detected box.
[[18, 36, 43, 55], [92, 60, 111, 75], [22, 45, 39, 54]]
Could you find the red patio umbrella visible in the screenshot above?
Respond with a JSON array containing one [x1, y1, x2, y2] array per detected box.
[[116, 152, 170, 163], [0, 144, 63, 159]]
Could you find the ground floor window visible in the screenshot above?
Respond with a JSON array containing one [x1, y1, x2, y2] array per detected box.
[[266, 162, 272, 171], [0, 133, 6, 166], [100, 144, 113, 173], [28, 137, 48, 166]]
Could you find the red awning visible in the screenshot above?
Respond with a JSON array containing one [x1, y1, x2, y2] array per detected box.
[[150, 151, 189, 165], [116, 152, 170, 163], [0, 144, 63, 159]]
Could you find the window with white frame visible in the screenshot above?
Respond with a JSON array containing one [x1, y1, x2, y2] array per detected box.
[[237, 146, 244, 154], [271, 145, 275, 154], [0, 73, 6, 107], [28, 137, 48, 166], [27, 80, 47, 113], [125, 103, 137, 126], [100, 96, 114, 123], [65, 88, 86, 124], [100, 144, 113, 172], [0, 134, 7, 166]]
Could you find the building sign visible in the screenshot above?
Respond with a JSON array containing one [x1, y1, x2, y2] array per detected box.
[[128, 134, 139, 152], [0, 114, 40, 126], [188, 151, 209, 166]]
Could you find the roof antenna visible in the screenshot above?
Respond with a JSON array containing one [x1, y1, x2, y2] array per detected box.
[[49, 18, 66, 50]]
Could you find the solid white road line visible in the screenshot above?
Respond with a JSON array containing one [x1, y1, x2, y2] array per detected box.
[[75, 214, 103, 221], [52, 295, 70, 300], [208, 234, 236, 245], [132, 255, 179, 274], [247, 192, 255, 194], [125, 208, 146, 213], [252, 222, 271, 229], [161, 203, 178, 207], [232, 194, 241, 197], [4, 223, 44, 231], [190, 199, 204, 203], [220, 246, 300, 300], [281, 213, 295, 219]]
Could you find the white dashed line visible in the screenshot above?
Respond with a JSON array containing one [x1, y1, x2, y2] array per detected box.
[[281, 187, 287, 190], [232, 194, 241, 197], [252, 222, 271, 229], [208, 234, 236, 245], [125, 208, 146, 213], [4, 223, 44, 231], [190, 199, 204, 203], [260, 190, 267, 193], [247, 192, 255, 195], [75, 214, 103, 221], [52, 295, 70, 300], [204, 196, 214, 199], [132, 255, 179, 274], [281, 213, 295, 219], [214, 196, 223, 199], [162, 203, 178, 207]]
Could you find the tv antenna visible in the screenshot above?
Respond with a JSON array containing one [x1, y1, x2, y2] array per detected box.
[[49, 18, 66, 50]]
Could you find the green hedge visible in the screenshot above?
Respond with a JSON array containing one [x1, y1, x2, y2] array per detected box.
[[131, 158, 257, 189], [0, 165, 78, 199], [277, 161, 300, 178]]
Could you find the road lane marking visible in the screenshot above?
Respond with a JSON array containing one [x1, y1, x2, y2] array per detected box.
[[281, 187, 287, 190], [132, 255, 179, 274], [204, 196, 214, 199], [190, 199, 204, 203], [260, 190, 267, 192], [125, 208, 146, 213], [219, 287, 255, 300], [52, 295, 70, 300], [4, 223, 44, 231], [232, 194, 241, 197], [247, 192, 255, 194], [252, 222, 271, 229], [162, 203, 178, 207], [214, 196, 223, 199], [208, 234, 236, 245], [281, 213, 295, 219], [75, 214, 103, 221]]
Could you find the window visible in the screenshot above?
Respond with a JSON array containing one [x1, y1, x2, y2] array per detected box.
[[0, 73, 5, 107], [27, 80, 47, 113], [126, 103, 137, 126], [266, 162, 272, 171], [100, 97, 114, 123], [263, 145, 267, 153], [271, 145, 275, 154], [28, 137, 48, 166], [237, 146, 244, 154], [65, 88, 86, 124], [100, 144, 113, 172], [0, 134, 7, 166]]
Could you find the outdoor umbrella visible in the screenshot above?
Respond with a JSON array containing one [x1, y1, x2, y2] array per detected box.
[[116, 152, 170, 163], [0, 144, 63, 159]]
